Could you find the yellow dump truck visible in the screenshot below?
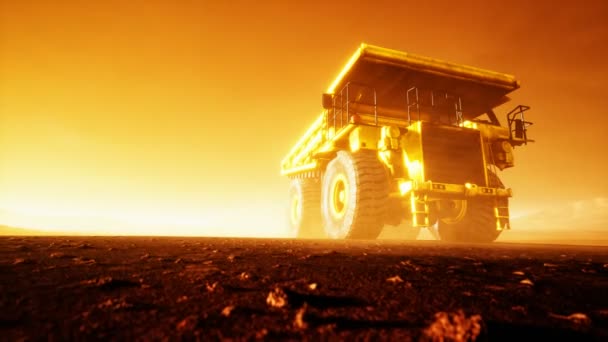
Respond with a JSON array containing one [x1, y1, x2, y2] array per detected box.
[[281, 44, 533, 242]]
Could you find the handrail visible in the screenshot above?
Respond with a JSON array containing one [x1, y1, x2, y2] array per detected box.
[[332, 82, 378, 133]]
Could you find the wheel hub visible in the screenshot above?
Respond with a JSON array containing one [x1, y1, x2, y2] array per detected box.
[[440, 199, 467, 224], [330, 174, 348, 219], [290, 195, 300, 226]]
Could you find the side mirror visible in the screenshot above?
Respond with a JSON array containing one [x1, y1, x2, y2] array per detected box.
[[514, 119, 525, 139], [506, 105, 533, 145], [322, 93, 334, 110]]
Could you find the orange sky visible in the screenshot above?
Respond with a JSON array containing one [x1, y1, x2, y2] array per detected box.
[[1, 0, 607, 238]]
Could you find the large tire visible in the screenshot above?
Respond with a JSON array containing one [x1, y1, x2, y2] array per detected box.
[[321, 150, 388, 239], [288, 178, 323, 238], [437, 171, 507, 243]]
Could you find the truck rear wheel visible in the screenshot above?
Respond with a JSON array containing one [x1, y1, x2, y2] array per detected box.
[[437, 172, 506, 243], [288, 178, 323, 238], [321, 150, 388, 239]]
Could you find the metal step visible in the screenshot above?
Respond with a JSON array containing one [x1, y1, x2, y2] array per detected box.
[[411, 194, 430, 227]]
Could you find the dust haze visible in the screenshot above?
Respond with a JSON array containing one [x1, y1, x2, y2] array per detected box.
[[1, 1, 607, 244]]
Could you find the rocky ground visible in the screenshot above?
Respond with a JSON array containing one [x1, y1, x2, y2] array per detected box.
[[1, 236, 607, 340]]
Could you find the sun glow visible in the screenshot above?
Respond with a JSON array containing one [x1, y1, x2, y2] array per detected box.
[[0, 201, 288, 237]]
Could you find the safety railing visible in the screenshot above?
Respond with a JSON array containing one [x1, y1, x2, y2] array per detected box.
[[328, 83, 466, 137], [407, 87, 463, 126], [330, 82, 378, 133]]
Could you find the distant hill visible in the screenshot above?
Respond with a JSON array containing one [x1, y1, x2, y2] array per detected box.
[[0, 225, 62, 236]]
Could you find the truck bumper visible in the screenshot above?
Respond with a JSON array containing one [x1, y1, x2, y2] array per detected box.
[[397, 180, 511, 229], [402, 180, 512, 198]]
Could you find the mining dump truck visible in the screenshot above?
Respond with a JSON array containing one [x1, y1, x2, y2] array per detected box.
[[281, 44, 533, 242]]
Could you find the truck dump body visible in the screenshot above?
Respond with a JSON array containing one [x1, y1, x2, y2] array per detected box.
[[327, 44, 519, 117]]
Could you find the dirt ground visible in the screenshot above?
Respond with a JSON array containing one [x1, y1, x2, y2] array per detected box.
[[1, 236, 607, 340]]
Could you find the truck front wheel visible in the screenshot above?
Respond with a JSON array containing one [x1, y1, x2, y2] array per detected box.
[[321, 150, 388, 239]]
